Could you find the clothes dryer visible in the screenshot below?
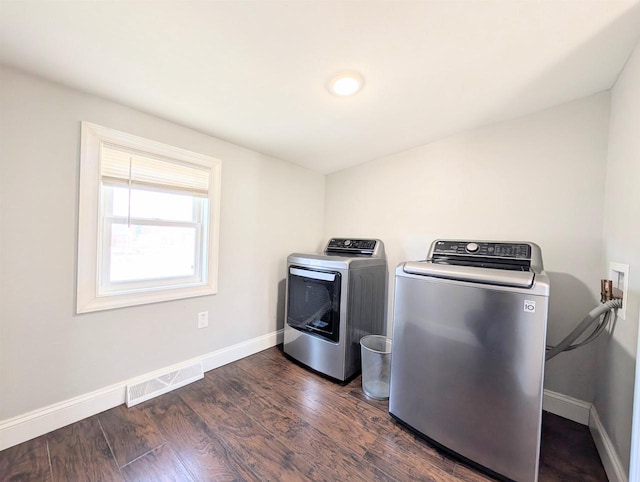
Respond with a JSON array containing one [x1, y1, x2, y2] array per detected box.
[[284, 238, 387, 381]]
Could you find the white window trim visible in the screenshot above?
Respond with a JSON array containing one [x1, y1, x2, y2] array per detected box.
[[77, 122, 222, 313]]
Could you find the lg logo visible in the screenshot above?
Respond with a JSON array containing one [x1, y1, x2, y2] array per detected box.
[[524, 300, 536, 313]]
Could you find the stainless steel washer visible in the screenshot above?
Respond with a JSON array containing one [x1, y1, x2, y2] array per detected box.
[[389, 240, 550, 482], [283, 238, 387, 381]]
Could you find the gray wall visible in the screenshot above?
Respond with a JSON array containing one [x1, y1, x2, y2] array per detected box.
[[0, 67, 325, 420], [1, 51, 637, 475], [596, 39, 640, 475], [324, 93, 611, 403]]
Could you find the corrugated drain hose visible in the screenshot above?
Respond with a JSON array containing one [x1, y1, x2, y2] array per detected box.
[[545, 299, 622, 361]]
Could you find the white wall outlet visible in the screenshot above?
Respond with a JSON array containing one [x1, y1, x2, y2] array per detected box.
[[609, 262, 629, 320], [197, 311, 209, 328]]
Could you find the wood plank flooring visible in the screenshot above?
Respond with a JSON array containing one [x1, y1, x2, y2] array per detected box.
[[0, 346, 608, 481]]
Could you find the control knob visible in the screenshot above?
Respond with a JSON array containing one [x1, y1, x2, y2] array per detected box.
[[466, 242, 479, 253], [344, 239, 351, 246]]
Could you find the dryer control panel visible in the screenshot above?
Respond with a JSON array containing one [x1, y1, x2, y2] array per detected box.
[[326, 238, 378, 255]]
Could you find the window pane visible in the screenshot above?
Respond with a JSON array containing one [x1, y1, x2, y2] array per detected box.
[[111, 187, 196, 222], [110, 224, 197, 282]]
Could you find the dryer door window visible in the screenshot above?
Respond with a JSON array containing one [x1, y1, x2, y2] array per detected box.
[[287, 266, 341, 343]]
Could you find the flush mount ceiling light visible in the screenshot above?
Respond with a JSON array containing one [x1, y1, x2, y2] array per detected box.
[[328, 72, 364, 96]]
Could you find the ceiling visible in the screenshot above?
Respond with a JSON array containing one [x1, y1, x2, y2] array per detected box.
[[2, 1, 640, 174]]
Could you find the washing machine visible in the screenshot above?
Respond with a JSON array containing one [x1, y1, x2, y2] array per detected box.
[[283, 238, 387, 381], [389, 240, 550, 482]]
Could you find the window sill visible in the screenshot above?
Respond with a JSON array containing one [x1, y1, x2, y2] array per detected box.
[[77, 284, 216, 314]]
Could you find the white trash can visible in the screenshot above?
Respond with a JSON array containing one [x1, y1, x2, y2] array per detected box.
[[360, 335, 392, 400]]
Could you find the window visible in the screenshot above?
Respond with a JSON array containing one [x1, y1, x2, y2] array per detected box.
[[77, 122, 221, 313]]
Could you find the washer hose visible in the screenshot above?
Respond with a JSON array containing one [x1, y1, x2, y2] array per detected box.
[[546, 299, 622, 361]]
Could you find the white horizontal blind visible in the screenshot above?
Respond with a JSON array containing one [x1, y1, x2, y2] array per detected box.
[[101, 143, 210, 196]]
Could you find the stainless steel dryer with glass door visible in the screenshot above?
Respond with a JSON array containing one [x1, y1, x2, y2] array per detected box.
[[389, 240, 550, 482], [284, 238, 387, 381]]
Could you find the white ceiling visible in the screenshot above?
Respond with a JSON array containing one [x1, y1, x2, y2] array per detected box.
[[2, 1, 640, 174]]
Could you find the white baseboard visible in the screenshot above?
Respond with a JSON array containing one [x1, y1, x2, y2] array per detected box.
[[543, 389, 591, 425], [200, 329, 283, 372], [0, 329, 283, 452], [4, 343, 623, 478], [590, 405, 628, 482], [542, 391, 627, 481]]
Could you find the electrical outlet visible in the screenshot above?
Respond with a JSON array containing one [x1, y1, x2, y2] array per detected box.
[[197, 311, 209, 328], [609, 262, 629, 320]]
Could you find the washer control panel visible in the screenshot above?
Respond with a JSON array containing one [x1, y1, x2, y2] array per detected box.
[[327, 238, 377, 255], [432, 240, 531, 259]]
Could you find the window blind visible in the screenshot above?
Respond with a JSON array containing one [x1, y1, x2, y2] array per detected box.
[[100, 143, 210, 196]]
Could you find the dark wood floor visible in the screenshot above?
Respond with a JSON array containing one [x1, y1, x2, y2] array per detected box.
[[1, 346, 607, 481]]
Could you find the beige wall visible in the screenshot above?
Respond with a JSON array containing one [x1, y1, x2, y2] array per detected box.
[[324, 93, 611, 403], [597, 39, 640, 476], [0, 67, 325, 420]]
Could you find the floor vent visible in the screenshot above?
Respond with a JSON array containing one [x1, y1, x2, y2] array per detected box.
[[126, 362, 204, 408]]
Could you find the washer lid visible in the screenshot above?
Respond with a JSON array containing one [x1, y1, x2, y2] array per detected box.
[[403, 261, 535, 288]]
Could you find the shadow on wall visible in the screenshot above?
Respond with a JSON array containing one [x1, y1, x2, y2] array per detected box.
[[544, 271, 602, 401], [276, 279, 286, 331], [597, 334, 635, 471], [546, 271, 599, 333]]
